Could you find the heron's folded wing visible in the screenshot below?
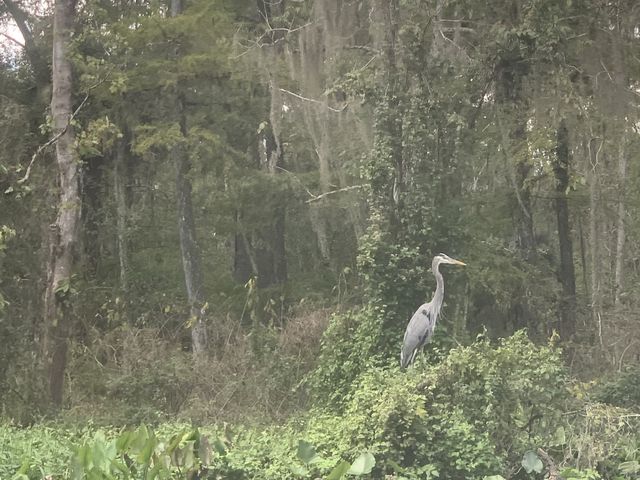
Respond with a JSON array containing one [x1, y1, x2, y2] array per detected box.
[[401, 305, 433, 366]]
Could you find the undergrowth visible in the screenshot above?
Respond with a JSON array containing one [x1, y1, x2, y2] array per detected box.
[[3, 321, 640, 479]]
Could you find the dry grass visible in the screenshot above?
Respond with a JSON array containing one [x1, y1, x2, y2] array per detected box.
[[66, 308, 331, 425]]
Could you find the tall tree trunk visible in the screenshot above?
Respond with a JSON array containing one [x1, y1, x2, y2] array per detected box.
[[171, 0, 207, 358], [553, 119, 577, 339], [42, 0, 79, 407], [614, 138, 627, 306], [588, 136, 602, 333], [233, 2, 288, 290], [494, 23, 534, 331], [255, 115, 287, 288], [114, 134, 129, 292]]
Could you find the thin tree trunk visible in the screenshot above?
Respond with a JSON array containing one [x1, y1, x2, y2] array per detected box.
[[114, 135, 128, 292], [553, 119, 577, 339], [171, 0, 207, 358], [42, 0, 79, 407], [614, 138, 627, 306], [82, 156, 103, 276], [588, 137, 602, 329], [233, 211, 254, 284]]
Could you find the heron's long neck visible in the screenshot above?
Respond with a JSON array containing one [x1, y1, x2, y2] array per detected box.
[[433, 263, 444, 309]]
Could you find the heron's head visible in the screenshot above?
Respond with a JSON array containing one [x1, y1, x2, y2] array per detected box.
[[433, 253, 466, 268]]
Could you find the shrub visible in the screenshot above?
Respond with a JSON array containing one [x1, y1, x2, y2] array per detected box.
[[307, 331, 569, 479], [308, 306, 387, 409]]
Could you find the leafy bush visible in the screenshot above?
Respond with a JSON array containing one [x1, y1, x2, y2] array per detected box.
[[307, 331, 569, 479], [308, 306, 386, 408]]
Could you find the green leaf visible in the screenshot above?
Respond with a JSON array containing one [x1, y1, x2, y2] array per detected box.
[[296, 440, 317, 465], [522, 451, 543, 474], [136, 437, 158, 465], [347, 452, 375, 475], [116, 430, 134, 452], [326, 460, 351, 480], [483, 476, 506, 480]]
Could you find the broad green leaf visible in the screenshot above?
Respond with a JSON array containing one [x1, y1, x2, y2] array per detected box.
[[137, 437, 158, 465], [326, 460, 351, 480], [167, 433, 183, 454], [116, 431, 134, 452], [296, 440, 317, 465], [522, 451, 543, 474], [347, 452, 375, 475], [483, 476, 506, 480]]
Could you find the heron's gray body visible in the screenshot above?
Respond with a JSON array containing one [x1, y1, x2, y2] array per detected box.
[[400, 254, 464, 368]]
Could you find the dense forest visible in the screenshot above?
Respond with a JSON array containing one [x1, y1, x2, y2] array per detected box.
[[1, 0, 640, 478]]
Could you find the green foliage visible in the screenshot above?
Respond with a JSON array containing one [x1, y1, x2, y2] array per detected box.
[[0, 424, 96, 480], [308, 306, 386, 408], [560, 468, 602, 480], [593, 367, 640, 408], [291, 440, 375, 479], [3, 332, 640, 479], [307, 331, 570, 478], [71, 425, 216, 479]]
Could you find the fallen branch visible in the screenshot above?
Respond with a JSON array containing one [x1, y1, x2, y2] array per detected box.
[[537, 448, 562, 480]]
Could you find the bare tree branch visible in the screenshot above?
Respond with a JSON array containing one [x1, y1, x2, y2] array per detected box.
[[305, 185, 366, 203], [274, 165, 365, 203], [18, 74, 109, 184], [0, 31, 25, 48], [279, 87, 347, 113], [17, 93, 90, 184]]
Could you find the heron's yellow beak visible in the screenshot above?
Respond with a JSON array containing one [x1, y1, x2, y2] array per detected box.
[[453, 259, 466, 266]]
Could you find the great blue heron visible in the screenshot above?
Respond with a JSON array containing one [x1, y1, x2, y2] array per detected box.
[[400, 253, 466, 368]]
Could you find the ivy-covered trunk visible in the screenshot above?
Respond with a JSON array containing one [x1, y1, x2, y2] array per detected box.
[[42, 0, 79, 407]]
